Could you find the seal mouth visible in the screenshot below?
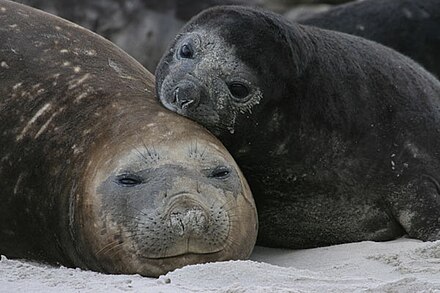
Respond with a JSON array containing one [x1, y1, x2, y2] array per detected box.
[[139, 250, 225, 260], [132, 192, 232, 259]]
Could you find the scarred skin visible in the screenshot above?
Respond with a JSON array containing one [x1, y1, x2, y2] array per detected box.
[[156, 6, 440, 249], [0, 0, 257, 277]]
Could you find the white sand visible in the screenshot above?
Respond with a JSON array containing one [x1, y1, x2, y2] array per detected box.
[[1, 238, 440, 292]]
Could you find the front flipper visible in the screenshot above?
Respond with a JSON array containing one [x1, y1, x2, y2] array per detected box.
[[390, 175, 440, 241]]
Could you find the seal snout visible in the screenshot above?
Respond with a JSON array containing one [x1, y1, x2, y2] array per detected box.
[[171, 80, 201, 110], [169, 205, 209, 236]]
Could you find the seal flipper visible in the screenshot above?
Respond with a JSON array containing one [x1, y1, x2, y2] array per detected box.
[[390, 175, 440, 241]]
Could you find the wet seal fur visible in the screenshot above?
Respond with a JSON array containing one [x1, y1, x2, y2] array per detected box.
[[298, 0, 440, 78], [156, 6, 440, 248], [0, 1, 257, 277]]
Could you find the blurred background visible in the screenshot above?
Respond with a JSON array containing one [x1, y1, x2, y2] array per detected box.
[[15, 0, 352, 72]]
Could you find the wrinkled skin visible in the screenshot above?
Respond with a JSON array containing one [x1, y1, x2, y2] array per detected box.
[[156, 6, 440, 248]]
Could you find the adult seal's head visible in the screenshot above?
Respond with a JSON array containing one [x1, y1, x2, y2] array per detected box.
[[77, 116, 257, 277], [0, 1, 257, 277]]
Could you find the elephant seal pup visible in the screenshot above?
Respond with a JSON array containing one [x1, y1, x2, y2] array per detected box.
[[298, 0, 440, 77], [156, 6, 440, 248], [0, 1, 257, 277]]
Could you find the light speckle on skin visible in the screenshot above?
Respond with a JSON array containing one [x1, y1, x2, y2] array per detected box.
[[404, 141, 425, 159], [34, 107, 64, 139], [157, 112, 165, 117], [356, 24, 365, 31], [55, 26, 62, 31], [0, 7, 6, 12], [1, 153, 11, 162], [85, 49, 97, 56], [402, 8, 413, 19], [1, 61, 9, 69], [60, 49, 69, 53], [8, 24, 17, 28], [32, 83, 41, 90], [73, 66, 81, 73], [17, 103, 52, 141], [274, 143, 288, 156], [391, 160, 396, 170], [108, 59, 135, 80], [147, 123, 156, 127], [17, 10, 29, 17], [71, 144, 83, 155], [13, 172, 25, 195], [67, 73, 90, 90], [13, 82, 22, 90], [63, 61, 71, 67], [74, 92, 89, 103]]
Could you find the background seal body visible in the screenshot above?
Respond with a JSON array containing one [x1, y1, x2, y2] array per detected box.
[[156, 6, 440, 248], [298, 0, 440, 78], [0, 1, 257, 277]]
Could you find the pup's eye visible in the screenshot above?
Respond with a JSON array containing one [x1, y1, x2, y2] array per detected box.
[[228, 82, 250, 100], [179, 43, 194, 59], [116, 174, 143, 186], [209, 166, 231, 179]]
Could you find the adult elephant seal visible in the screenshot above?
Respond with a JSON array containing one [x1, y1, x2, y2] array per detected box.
[[156, 6, 440, 248], [298, 0, 440, 77], [0, 0, 257, 277]]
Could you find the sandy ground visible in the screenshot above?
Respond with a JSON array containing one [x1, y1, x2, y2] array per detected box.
[[1, 238, 440, 292]]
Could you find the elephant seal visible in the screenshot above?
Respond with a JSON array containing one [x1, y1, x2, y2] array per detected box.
[[0, 0, 257, 277], [156, 6, 440, 248], [298, 0, 440, 77]]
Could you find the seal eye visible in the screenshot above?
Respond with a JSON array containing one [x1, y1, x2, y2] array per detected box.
[[209, 166, 231, 179], [179, 43, 194, 59], [228, 82, 250, 100], [116, 174, 143, 186]]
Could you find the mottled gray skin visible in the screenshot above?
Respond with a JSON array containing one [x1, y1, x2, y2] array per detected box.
[[0, 1, 257, 277], [156, 6, 440, 249]]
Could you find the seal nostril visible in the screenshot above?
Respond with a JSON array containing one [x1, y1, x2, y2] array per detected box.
[[173, 86, 195, 109], [172, 87, 179, 104], [180, 99, 194, 109]]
